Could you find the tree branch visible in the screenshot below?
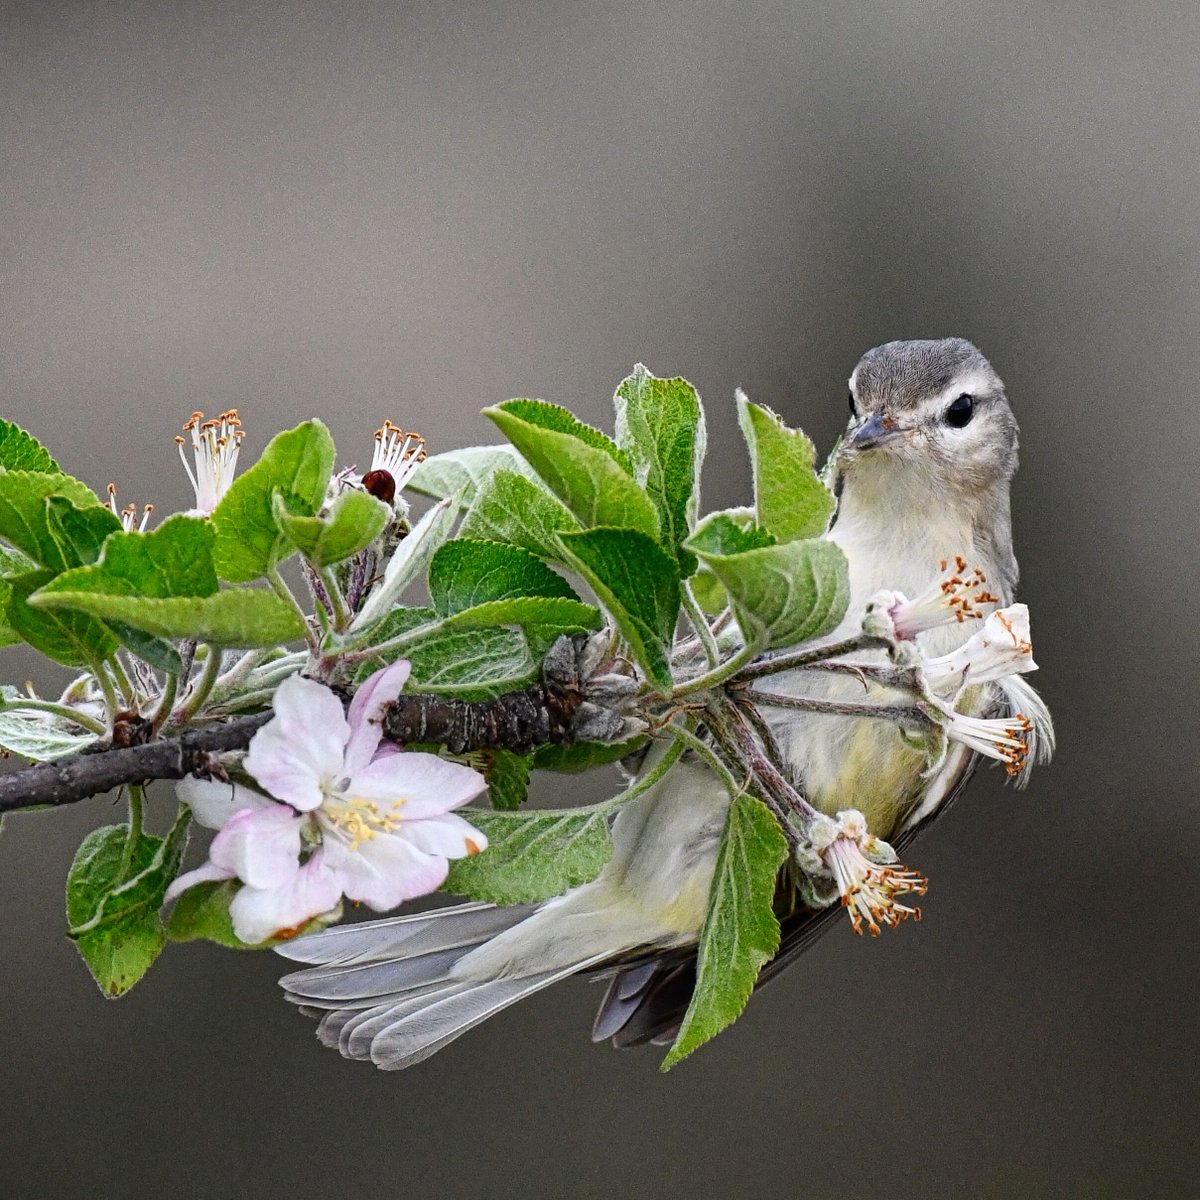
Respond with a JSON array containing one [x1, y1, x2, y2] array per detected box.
[[0, 678, 590, 816]]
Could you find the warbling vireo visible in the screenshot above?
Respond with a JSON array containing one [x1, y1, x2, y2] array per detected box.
[[278, 338, 1053, 1068]]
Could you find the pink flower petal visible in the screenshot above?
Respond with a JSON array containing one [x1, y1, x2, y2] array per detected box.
[[209, 805, 306, 890], [344, 659, 412, 776], [344, 752, 487, 819], [401, 813, 489, 859], [164, 859, 234, 904], [244, 675, 350, 810], [322, 831, 449, 910], [175, 775, 273, 830], [227, 854, 342, 944]]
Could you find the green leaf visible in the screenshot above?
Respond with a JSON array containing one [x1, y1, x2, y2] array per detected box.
[[105, 621, 183, 674], [211, 421, 336, 582], [351, 494, 459, 631], [687, 512, 776, 557], [555, 527, 680, 691], [167, 879, 340, 949], [483, 748, 533, 811], [45, 496, 122, 567], [0, 544, 36, 579], [614, 365, 706, 574], [405, 626, 538, 699], [407, 444, 537, 504], [6, 569, 118, 666], [271, 488, 390, 568], [460, 468, 582, 560], [441, 596, 602, 637], [660, 793, 788, 1070], [689, 568, 727, 616], [32, 515, 217, 667], [442, 807, 613, 904], [684, 532, 849, 650], [32, 587, 306, 648], [37, 514, 218, 600], [0, 419, 60, 473], [65, 809, 191, 997], [736, 392, 836, 542], [532, 735, 647, 773], [485, 400, 660, 539], [0, 471, 107, 570], [0, 709, 97, 760], [428, 538, 580, 616]]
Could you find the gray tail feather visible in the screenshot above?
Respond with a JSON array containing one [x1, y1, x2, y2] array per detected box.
[[275, 900, 537, 970], [277, 899, 606, 1070], [329, 956, 611, 1070]]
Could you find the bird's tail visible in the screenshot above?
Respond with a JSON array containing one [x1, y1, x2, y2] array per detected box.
[[276, 895, 643, 1070]]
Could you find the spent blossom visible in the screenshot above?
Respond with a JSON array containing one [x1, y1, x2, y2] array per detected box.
[[360, 421, 427, 508], [798, 809, 927, 936], [863, 556, 999, 641], [936, 705, 1034, 778], [175, 409, 245, 516], [921, 603, 1037, 698], [167, 661, 488, 944]]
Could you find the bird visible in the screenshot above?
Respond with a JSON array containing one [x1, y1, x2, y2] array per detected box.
[[276, 337, 1053, 1069]]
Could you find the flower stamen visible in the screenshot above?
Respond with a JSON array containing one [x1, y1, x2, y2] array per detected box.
[[360, 421, 426, 506], [107, 483, 154, 533], [175, 408, 245, 516], [799, 811, 927, 936], [864, 558, 1000, 641]]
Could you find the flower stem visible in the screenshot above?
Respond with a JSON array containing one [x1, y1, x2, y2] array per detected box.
[[669, 637, 762, 700], [738, 688, 930, 725], [267, 564, 316, 652], [320, 568, 352, 632], [149, 671, 180, 732], [106, 654, 137, 708], [681, 583, 720, 669], [663, 721, 743, 800], [91, 662, 121, 730], [703, 696, 819, 846], [171, 644, 222, 729], [733, 633, 887, 682]]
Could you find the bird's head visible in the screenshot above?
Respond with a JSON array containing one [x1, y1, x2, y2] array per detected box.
[[839, 338, 1019, 504]]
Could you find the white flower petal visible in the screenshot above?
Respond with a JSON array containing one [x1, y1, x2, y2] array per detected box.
[[208, 805, 306, 889], [343, 659, 412, 776], [175, 775, 273, 830], [401, 812, 488, 859], [345, 752, 487, 818], [164, 859, 234, 904], [322, 831, 449, 910], [227, 855, 342, 944], [244, 675, 351, 810]]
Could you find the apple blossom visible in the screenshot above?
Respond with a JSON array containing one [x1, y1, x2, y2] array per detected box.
[[167, 661, 488, 944], [797, 809, 927, 936]]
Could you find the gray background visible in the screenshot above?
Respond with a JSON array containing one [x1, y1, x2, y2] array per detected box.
[[1, 1, 1197, 1196]]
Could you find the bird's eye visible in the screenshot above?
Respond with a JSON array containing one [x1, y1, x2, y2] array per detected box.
[[848, 392, 857, 416], [945, 394, 974, 427]]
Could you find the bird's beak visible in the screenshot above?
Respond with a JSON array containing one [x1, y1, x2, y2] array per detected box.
[[845, 412, 908, 452]]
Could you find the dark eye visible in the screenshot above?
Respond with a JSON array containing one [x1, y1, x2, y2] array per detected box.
[[848, 392, 857, 416], [945, 393, 974, 427]]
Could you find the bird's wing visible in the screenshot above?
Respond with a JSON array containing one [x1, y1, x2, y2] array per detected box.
[[591, 743, 982, 1050]]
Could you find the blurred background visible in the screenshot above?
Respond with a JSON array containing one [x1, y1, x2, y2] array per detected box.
[[1, 1, 1197, 1196]]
